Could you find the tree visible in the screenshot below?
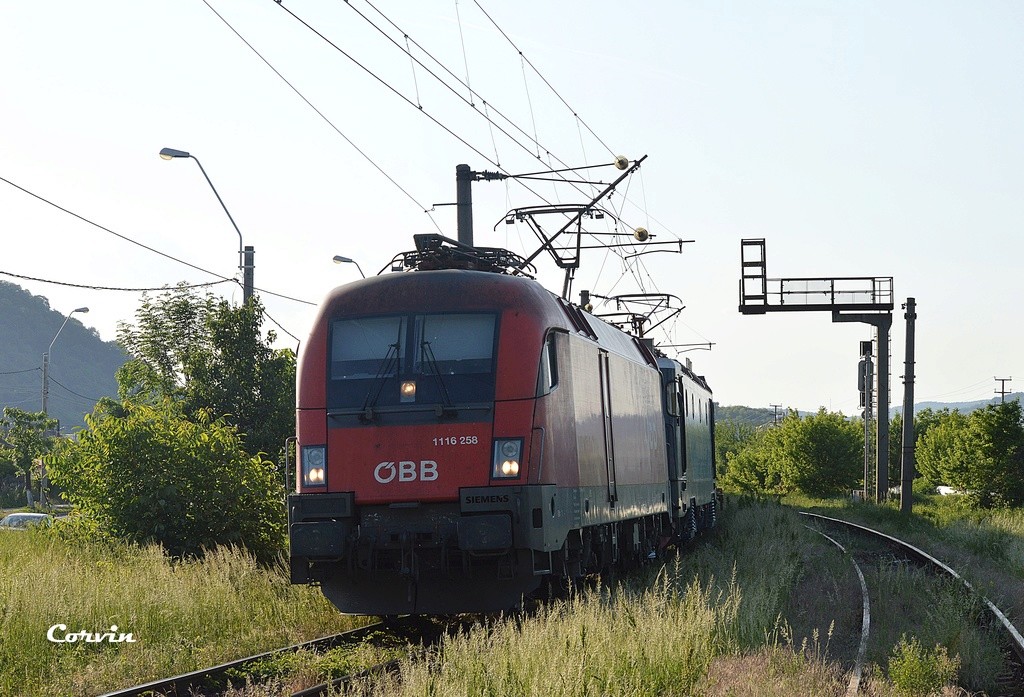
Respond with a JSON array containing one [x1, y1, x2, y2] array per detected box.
[[116, 285, 295, 461], [47, 398, 286, 562], [774, 409, 863, 497], [714, 420, 758, 480], [719, 409, 862, 498], [915, 402, 1024, 507], [0, 407, 58, 506], [916, 410, 973, 490]]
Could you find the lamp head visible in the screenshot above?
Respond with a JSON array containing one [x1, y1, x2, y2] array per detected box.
[[159, 147, 190, 160], [74, 307, 89, 314], [333, 255, 353, 264]]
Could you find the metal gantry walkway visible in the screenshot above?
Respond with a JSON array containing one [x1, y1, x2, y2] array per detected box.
[[738, 238, 895, 503]]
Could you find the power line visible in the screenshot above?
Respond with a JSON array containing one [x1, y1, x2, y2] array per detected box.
[[0, 174, 229, 280], [1, 174, 316, 307], [47, 375, 103, 404], [0, 270, 234, 293], [0, 367, 40, 376]]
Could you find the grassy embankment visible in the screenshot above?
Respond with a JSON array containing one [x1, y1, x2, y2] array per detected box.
[[4, 495, 1020, 695], [0, 528, 364, 696]]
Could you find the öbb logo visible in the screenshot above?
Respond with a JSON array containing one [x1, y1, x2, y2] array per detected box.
[[374, 460, 438, 484]]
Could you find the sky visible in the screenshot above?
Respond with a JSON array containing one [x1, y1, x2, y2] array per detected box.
[[2, 0, 1022, 416]]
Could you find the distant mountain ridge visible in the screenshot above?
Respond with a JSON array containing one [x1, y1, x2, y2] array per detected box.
[[716, 394, 1023, 427], [0, 282, 126, 431], [899, 394, 1023, 416]]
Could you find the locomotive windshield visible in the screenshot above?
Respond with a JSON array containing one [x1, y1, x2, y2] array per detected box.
[[329, 312, 498, 410]]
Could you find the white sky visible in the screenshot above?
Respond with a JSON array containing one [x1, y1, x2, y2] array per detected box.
[[2, 1, 1021, 415]]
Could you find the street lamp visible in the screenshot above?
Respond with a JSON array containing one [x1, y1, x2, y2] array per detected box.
[[159, 147, 254, 302], [333, 255, 366, 278], [39, 306, 87, 507], [42, 306, 89, 419]]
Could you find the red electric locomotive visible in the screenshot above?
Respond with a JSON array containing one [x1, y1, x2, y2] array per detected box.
[[289, 235, 718, 615]]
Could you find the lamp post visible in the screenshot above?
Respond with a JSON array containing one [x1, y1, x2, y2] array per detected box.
[[333, 255, 366, 278], [39, 306, 88, 506], [159, 147, 254, 302]]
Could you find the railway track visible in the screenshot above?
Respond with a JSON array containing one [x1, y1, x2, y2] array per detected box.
[[801, 511, 1024, 694], [96, 616, 444, 697]]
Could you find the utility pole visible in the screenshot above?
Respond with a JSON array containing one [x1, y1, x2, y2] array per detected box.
[[995, 377, 1012, 403], [900, 298, 916, 514], [770, 404, 782, 426]]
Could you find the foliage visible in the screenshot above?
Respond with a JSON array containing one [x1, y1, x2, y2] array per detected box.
[[916, 401, 1024, 507], [116, 285, 295, 460], [773, 409, 862, 497], [715, 404, 778, 428], [721, 409, 862, 497], [47, 398, 286, 562], [714, 420, 758, 479], [0, 407, 58, 505], [888, 635, 960, 695]]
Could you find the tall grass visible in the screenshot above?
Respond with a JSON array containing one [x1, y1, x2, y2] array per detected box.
[[364, 498, 848, 697], [0, 528, 360, 696]]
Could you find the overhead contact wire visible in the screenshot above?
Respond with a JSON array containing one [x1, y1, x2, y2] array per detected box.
[[472, 0, 617, 161], [347, 0, 602, 199], [273, 1, 497, 168], [200, 0, 444, 234]]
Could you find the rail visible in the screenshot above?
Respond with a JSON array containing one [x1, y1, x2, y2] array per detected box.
[[800, 512, 1024, 667]]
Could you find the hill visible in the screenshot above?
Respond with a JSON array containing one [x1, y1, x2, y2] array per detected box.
[[715, 405, 778, 428], [898, 394, 1023, 417], [0, 282, 126, 431]]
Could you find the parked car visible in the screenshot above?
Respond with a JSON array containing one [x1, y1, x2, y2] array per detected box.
[[0, 512, 53, 530]]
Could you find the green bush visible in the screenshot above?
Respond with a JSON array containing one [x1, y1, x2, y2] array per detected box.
[[47, 398, 285, 563], [888, 635, 960, 695]]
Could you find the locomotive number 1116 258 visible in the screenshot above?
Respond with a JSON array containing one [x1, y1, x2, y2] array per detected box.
[[432, 435, 479, 446]]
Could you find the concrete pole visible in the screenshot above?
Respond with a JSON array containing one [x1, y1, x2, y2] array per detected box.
[[456, 164, 474, 247], [900, 298, 917, 514], [243, 245, 255, 303]]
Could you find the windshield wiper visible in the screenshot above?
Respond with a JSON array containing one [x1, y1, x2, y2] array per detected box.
[[420, 340, 456, 415], [360, 322, 404, 421]]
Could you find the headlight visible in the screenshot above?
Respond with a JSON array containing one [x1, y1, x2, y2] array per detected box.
[[492, 438, 523, 479], [301, 445, 327, 487]]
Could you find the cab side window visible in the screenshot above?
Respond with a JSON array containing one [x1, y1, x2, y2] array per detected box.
[[537, 332, 560, 395]]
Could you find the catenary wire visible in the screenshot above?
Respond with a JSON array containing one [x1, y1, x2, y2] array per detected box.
[[284, 1, 702, 345], [199, 0, 445, 235], [358, 0, 590, 182], [273, 1, 499, 169], [281, 1, 645, 275], [0, 368, 41, 376], [471, 0, 616, 161]]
